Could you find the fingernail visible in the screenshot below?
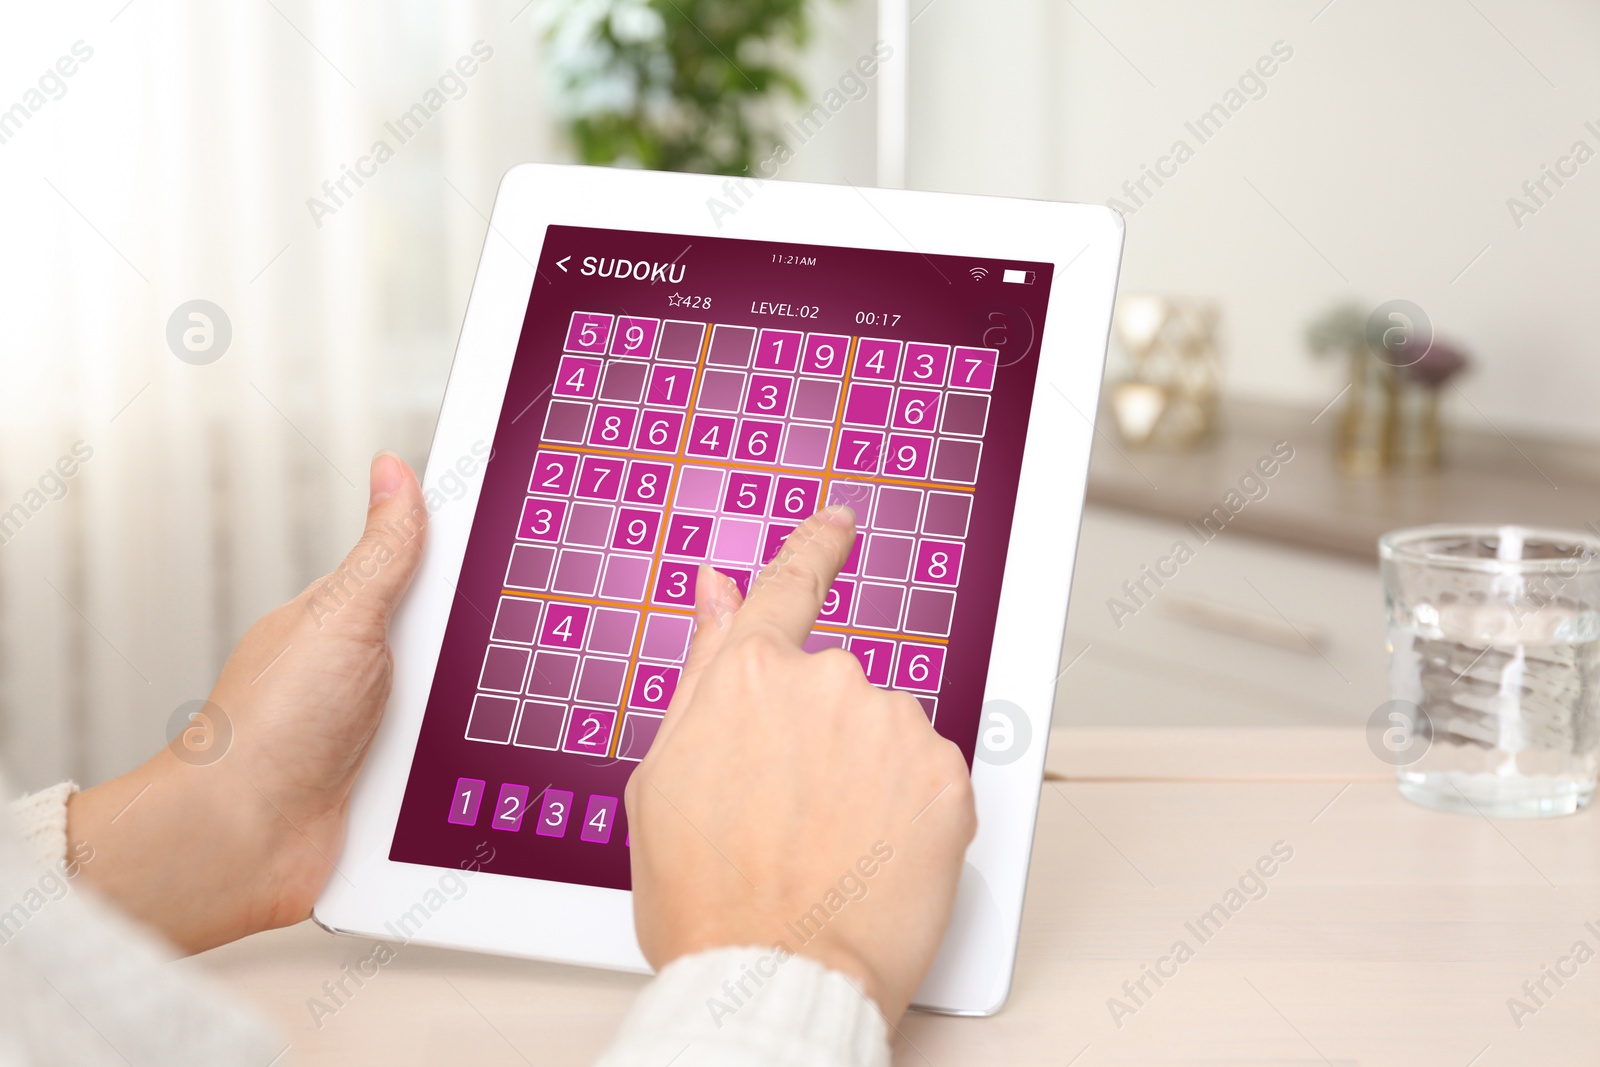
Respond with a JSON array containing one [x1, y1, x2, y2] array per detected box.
[[821, 504, 856, 529], [369, 451, 404, 506]]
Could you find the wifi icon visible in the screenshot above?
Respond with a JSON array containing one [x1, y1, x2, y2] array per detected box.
[[968, 267, 989, 282]]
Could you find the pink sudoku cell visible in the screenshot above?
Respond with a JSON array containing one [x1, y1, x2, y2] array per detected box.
[[734, 418, 783, 463], [610, 316, 659, 358], [663, 513, 713, 559], [519, 497, 566, 542], [530, 450, 577, 495], [882, 434, 932, 480], [628, 664, 680, 712], [564, 311, 613, 355], [743, 374, 793, 418], [834, 430, 884, 475], [900, 343, 950, 386], [588, 405, 638, 449], [723, 471, 771, 515], [611, 507, 661, 554], [576, 455, 625, 501], [891, 388, 941, 433], [853, 339, 901, 382], [950, 346, 998, 391], [633, 409, 684, 454], [646, 364, 695, 407], [685, 414, 736, 459], [801, 333, 850, 376], [755, 328, 802, 371], [622, 461, 672, 506], [894, 643, 946, 692], [847, 636, 895, 687], [554, 355, 602, 399]]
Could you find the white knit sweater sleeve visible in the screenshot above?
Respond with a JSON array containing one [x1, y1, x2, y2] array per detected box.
[[593, 946, 891, 1067], [2, 778, 284, 1066]]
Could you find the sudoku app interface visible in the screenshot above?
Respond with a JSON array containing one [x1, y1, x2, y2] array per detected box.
[[390, 225, 1053, 890]]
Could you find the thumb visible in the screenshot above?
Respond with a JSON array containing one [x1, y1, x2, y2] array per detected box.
[[310, 452, 428, 633]]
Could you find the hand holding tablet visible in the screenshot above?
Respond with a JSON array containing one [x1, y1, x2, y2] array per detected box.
[[628, 511, 976, 1022]]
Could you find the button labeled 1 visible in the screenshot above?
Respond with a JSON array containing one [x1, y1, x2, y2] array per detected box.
[[447, 777, 487, 826]]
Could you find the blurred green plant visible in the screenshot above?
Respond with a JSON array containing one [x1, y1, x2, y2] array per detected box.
[[541, 0, 815, 175]]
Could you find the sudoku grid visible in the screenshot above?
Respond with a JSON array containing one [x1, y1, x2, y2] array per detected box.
[[448, 311, 995, 835]]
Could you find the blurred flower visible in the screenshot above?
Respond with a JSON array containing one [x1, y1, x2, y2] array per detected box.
[[1399, 339, 1470, 386]]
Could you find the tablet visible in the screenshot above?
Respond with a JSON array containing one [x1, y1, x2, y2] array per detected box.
[[315, 163, 1122, 1016]]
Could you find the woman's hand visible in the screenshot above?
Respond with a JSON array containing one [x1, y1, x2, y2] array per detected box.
[[625, 507, 977, 1023], [67, 453, 428, 952]]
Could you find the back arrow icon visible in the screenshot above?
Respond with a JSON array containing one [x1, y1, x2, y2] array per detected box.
[[556, 255, 571, 272]]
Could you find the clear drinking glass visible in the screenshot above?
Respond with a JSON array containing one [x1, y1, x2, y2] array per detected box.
[[1379, 525, 1600, 817]]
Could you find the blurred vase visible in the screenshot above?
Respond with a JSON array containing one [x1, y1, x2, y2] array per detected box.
[[1109, 295, 1220, 450]]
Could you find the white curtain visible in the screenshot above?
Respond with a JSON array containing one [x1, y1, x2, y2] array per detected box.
[[0, 0, 560, 790]]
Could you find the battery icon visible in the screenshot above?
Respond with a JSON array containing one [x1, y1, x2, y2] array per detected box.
[[1003, 269, 1036, 285]]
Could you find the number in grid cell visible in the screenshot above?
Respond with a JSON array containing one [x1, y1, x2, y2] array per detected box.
[[743, 374, 793, 417], [707, 325, 757, 367], [754, 328, 802, 371], [791, 377, 842, 422], [564, 311, 613, 354], [563, 502, 615, 548], [931, 438, 982, 485], [478, 645, 529, 701], [760, 522, 796, 566], [771, 476, 821, 521], [872, 486, 922, 533], [588, 404, 639, 449], [447, 777, 487, 825], [633, 409, 684, 454], [640, 613, 693, 662], [513, 701, 566, 750], [853, 582, 906, 631], [551, 549, 604, 596], [657, 320, 706, 362], [492, 783, 531, 832], [818, 578, 855, 625], [491, 596, 541, 644], [539, 602, 590, 650], [663, 514, 713, 559], [526, 650, 579, 699], [920, 491, 972, 537], [542, 401, 591, 445], [847, 636, 895, 687], [652, 561, 698, 607], [575, 456, 625, 501], [803, 631, 846, 654], [853, 339, 902, 381], [505, 544, 556, 591], [779, 424, 832, 469], [901, 343, 951, 386], [530, 450, 578, 495], [646, 364, 695, 408], [617, 713, 664, 762], [535, 788, 575, 837], [711, 517, 762, 565], [863, 534, 914, 581], [610, 316, 660, 358], [904, 587, 956, 637], [685, 414, 736, 459], [599, 359, 649, 403], [914, 539, 964, 585], [575, 656, 629, 705], [713, 567, 751, 599], [842, 382, 893, 427], [465, 693, 519, 743], [939, 391, 990, 437], [674, 466, 723, 511], [801, 332, 850, 376], [734, 418, 784, 463], [586, 607, 640, 655], [599, 553, 652, 602], [950, 346, 998, 391], [723, 471, 772, 516], [891, 388, 941, 433], [518, 497, 567, 542], [554, 355, 602, 399], [563, 707, 616, 755], [894, 642, 946, 693], [628, 664, 680, 712], [833, 429, 884, 475], [883, 434, 932, 480], [580, 794, 620, 844], [697, 369, 746, 413], [611, 507, 661, 553], [622, 460, 673, 505]]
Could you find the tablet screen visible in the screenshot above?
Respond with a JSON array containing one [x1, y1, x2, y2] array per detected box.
[[390, 225, 1054, 890]]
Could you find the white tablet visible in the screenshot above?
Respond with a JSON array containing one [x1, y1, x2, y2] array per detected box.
[[315, 163, 1121, 1016]]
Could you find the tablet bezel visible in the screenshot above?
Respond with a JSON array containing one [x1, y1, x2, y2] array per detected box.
[[314, 163, 1122, 1016]]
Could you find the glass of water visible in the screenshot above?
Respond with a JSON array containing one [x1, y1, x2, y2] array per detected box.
[[1379, 525, 1600, 818]]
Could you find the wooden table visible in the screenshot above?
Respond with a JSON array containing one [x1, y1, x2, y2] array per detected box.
[[191, 729, 1598, 1065]]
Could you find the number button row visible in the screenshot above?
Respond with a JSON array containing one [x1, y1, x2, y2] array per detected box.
[[447, 777, 620, 844]]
